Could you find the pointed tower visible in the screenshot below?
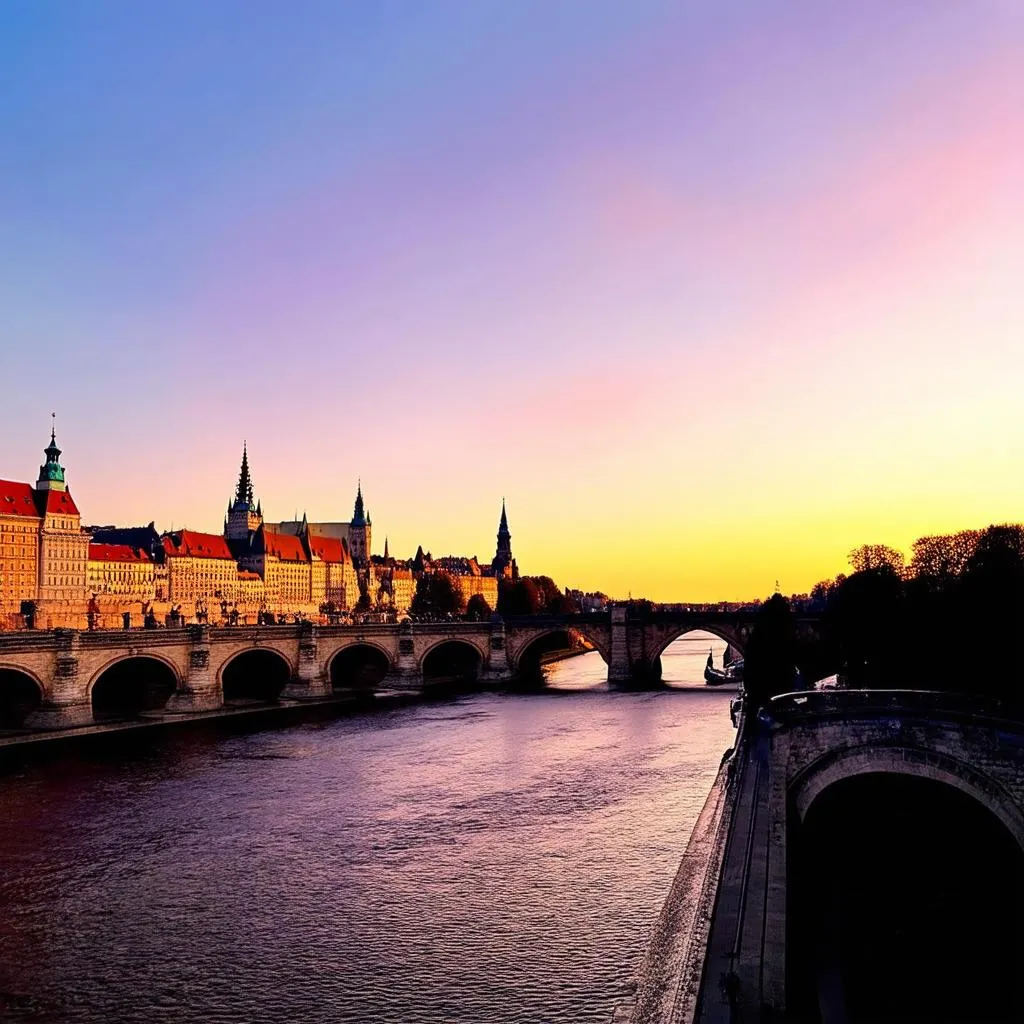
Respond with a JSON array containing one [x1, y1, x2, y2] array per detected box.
[[225, 442, 264, 541], [491, 498, 518, 579], [383, 536, 390, 561], [351, 481, 366, 526], [36, 418, 67, 493], [236, 442, 254, 506], [348, 480, 372, 566], [34, 417, 90, 614]]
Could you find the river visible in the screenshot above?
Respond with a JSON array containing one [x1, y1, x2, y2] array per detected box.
[[0, 633, 736, 1024]]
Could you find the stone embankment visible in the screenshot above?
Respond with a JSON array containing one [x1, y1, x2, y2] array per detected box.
[[614, 717, 745, 1024], [0, 691, 415, 761]]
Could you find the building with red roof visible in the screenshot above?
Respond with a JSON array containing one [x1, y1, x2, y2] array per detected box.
[[0, 480, 43, 621], [87, 542, 156, 605], [0, 426, 90, 629], [162, 529, 258, 610], [234, 523, 315, 613], [307, 531, 359, 610]]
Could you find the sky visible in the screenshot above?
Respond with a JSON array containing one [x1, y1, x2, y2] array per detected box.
[[1, 1, 1022, 601]]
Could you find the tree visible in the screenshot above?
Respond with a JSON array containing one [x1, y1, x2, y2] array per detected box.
[[825, 566, 905, 689], [411, 572, 465, 617], [743, 593, 797, 709], [498, 578, 542, 616], [909, 530, 979, 586], [848, 544, 906, 576], [528, 576, 562, 609], [546, 592, 579, 615], [465, 593, 492, 621]]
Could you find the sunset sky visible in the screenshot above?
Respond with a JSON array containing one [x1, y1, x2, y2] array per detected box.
[[2, 1, 1022, 601]]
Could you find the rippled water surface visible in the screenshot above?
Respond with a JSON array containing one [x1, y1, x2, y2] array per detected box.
[[0, 635, 735, 1023]]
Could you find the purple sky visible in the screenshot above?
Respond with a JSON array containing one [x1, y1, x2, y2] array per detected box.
[[2, 1, 1022, 599]]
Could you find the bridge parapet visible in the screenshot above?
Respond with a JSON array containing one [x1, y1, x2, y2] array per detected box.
[[767, 688, 1019, 726], [675, 692, 1024, 1024]]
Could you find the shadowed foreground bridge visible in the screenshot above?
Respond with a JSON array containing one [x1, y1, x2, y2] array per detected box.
[[620, 690, 1024, 1024], [0, 607, 772, 729]]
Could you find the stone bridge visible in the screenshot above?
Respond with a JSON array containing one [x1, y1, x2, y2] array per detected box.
[[625, 690, 1024, 1024], [0, 607, 777, 730]]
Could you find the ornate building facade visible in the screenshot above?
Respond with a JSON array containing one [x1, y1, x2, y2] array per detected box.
[[2, 436, 525, 629], [87, 543, 156, 602], [0, 482, 43, 625], [0, 427, 89, 629]]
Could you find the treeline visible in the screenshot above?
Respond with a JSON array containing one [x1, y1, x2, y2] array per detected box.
[[408, 573, 578, 620], [745, 523, 1024, 708], [496, 576, 578, 617]]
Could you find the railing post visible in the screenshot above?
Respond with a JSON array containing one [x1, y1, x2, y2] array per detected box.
[[284, 622, 331, 699], [167, 624, 222, 712], [27, 628, 93, 728]]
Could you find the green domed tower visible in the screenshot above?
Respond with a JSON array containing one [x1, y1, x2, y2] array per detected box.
[[36, 419, 66, 492]]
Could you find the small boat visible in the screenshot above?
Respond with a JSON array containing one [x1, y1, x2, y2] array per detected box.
[[704, 649, 743, 686]]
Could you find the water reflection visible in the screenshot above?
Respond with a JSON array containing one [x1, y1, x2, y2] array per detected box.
[[0, 664, 736, 1024], [542, 629, 731, 690]]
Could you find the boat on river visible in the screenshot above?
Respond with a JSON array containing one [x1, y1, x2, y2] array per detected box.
[[704, 649, 743, 686]]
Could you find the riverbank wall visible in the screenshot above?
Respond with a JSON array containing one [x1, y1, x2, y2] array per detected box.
[[614, 727, 745, 1024], [0, 691, 420, 765]]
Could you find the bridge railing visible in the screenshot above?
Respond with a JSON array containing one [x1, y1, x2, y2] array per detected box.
[[768, 688, 1020, 725], [0, 631, 68, 653]]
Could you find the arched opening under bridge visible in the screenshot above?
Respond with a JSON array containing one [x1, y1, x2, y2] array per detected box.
[[421, 640, 481, 689], [0, 668, 43, 729], [515, 630, 606, 689], [330, 645, 390, 691], [656, 629, 736, 687], [221, 649, 291, 704], [91, 657, 179, 721], [787, 771, 1024, 1023]]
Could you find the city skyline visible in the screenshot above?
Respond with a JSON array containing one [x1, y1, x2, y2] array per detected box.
[[2, 2, 1023, 601]]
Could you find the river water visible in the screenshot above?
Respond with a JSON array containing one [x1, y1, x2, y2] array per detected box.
[[0, 633, 735, 1024]]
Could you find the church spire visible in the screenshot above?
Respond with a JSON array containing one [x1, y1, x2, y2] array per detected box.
[[492, 497, 515, 578], [383, 536, 389, 560], [352, 479, 366, 526], [37, 414, 67, 492], [235, 442, 255, 507]]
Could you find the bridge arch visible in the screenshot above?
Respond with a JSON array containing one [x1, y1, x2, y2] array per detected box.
[[787, 754, 1024, 1022], [219, 647, 293, 703], [650, 624, 746, 666], [88, 654, 182, 721], [419, 639, 484, 685], [327, 642, 394, 691], [508, 626, 610, 672], [511, 628, 608, 677], [0, 665, 45, 729], [791, 743, 1024, 851]]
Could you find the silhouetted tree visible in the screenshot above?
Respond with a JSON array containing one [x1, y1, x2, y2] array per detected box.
[[826, 567, 905, 689], [848, 544, 906, 576], [958, 525, 1024, 702], [465, 593, 492, 621], [744, 593, 797, 709], [627, 598, 655, 616], [546, 592, 579, 615], [803, 522, 1024, 707], [411, 572, 465, 617], [527, 576, 562, 609], [498, 578, 542, 616], [909, 530, 979, 589]]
